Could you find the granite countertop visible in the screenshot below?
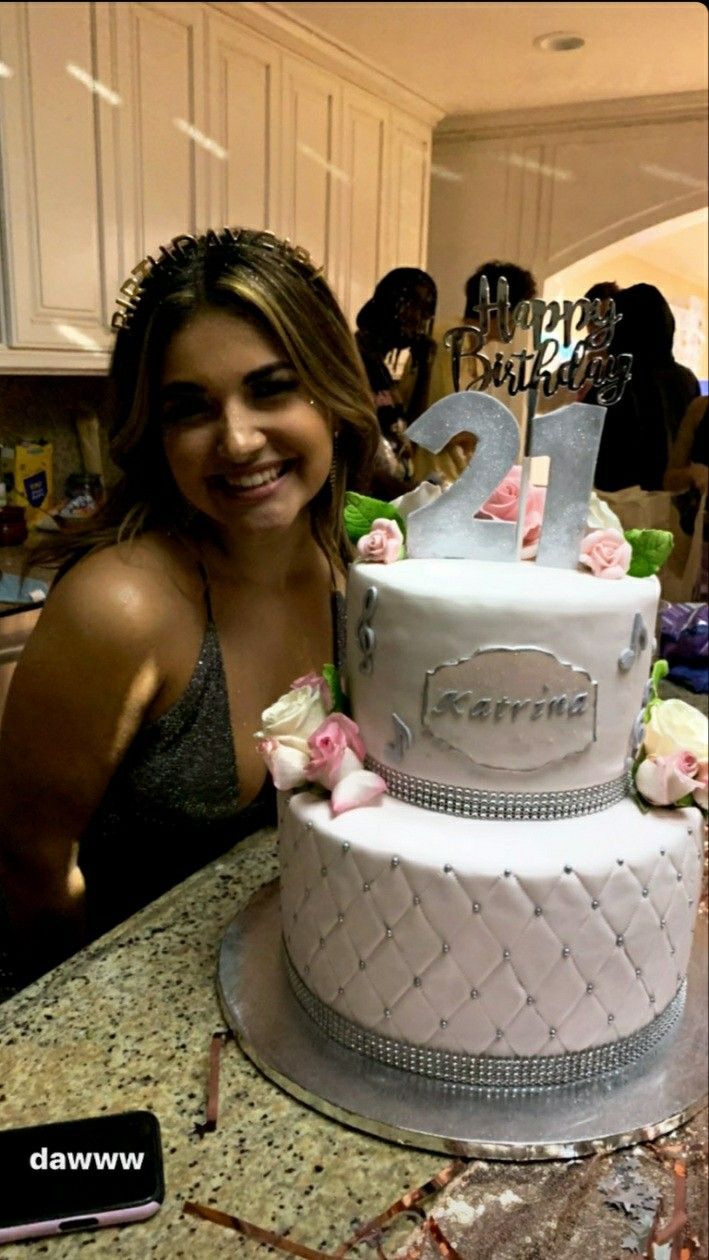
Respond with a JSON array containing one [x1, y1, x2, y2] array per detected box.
[[0, 830, 706, 1259]]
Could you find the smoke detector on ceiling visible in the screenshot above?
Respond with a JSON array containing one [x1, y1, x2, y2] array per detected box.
[[533, 32, 586, 52]]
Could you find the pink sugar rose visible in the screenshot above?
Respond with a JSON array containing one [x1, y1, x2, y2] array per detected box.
[[477, 465, 547, 555], [305, 713, 367, 791], [579, 528, 631, 579], [257, 737, 309, 791], [674, 750, 699, 777], [635, 751, 699, 807], [356, 518, 404, 564], [331, 769, 387, 815], [694, 761, 708, 811]]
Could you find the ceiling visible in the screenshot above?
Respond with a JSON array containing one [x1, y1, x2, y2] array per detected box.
[[268, 2, 708, 117]]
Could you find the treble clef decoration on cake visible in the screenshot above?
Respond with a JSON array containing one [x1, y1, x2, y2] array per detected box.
[[618, 613, 649, 672], [356, 586, 378, 674]]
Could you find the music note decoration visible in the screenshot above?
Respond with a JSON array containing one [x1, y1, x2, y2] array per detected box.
[[618, 613, 649, 672], [387, 713, 413, 764]]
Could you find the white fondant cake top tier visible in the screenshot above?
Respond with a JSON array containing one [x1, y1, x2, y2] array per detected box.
[[347, 559, 660, 800]]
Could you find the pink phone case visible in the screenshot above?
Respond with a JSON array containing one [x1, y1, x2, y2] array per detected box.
[[0, 1198, 161, 1243]]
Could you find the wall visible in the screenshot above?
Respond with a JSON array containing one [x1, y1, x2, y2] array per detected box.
[[428, 92, 708, 321]]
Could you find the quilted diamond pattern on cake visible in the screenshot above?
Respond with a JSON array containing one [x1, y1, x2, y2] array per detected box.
[[368, 862, 425, 923], [501, 1001, 558, 1054], [513, 953, 591, 1044], [280, 796, 702, 1059]]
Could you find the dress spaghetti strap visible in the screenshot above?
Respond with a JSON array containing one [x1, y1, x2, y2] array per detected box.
[[196, 559, 216, 625], [331, 589, 346, 672]]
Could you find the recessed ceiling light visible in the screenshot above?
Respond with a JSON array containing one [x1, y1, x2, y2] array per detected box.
[[534, 32, 586, 52]]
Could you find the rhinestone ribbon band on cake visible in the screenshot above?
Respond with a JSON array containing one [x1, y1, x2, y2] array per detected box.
[[285, 947, 686, 1090], [365, 758, 630, 820]]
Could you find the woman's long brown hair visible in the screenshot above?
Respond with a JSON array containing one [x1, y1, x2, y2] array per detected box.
[[28, 229, 379, 581]]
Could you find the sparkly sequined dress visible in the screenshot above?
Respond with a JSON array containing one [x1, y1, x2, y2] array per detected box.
[[80, 581, 344, 937]]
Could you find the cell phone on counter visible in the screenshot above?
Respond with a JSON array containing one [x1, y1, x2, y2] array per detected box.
[[0, 1110, 164, 1242]]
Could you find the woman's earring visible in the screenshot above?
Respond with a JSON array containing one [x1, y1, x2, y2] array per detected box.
[[330, 430, 339, 493]]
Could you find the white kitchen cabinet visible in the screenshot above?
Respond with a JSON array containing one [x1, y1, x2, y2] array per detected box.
[[280, 53, 342, 289], [205, 13, 281, 233], [388, 110, 432, 271], [107, 0, 207, 271], [0, 1, 111, 362], [0, 0, 208, 370], [338, 84, 390, 326], [0, 1, 434, 372]]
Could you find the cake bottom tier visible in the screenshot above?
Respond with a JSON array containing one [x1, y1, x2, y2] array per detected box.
[[279, 792, 703, 1084]]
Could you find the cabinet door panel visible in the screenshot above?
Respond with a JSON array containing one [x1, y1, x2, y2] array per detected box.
[[340, 86, 388, 325], [206, 16, 280, 232], [280, 56, 341, 282], [113, 1, 206, 265], [0, 2, 108, 351], [389, 112, 431, 270]]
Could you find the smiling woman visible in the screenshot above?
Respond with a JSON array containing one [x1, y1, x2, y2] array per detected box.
[[0, 228, 379, 993], [159, 309, 333, 539]]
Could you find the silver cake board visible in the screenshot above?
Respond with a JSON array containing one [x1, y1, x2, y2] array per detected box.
[[217, 880, 708, 1161]]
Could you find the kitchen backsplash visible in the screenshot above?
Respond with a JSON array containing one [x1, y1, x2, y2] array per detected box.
[[0, 375, 119, 502]]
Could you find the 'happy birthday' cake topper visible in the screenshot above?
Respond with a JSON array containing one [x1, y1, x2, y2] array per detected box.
[[401, 274, 636, 567], [443, 275, 633, 407]]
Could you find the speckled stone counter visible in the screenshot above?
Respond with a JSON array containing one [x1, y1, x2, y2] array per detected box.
[[0, 829, 706, 1259], [0, 831, 443, 1256]]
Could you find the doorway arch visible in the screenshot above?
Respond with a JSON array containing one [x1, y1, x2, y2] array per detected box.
[[543, 207, 708, 385]]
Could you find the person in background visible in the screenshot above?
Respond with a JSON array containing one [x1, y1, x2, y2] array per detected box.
[[540, 280, 623, 413], [664, 394, 708, 497], [428, 260, 538, 422], [588, 283, 700, 492], [664, 393, 708, 602], [0, 227, 379, 991], [354, 268, 437, 497], [584, 279, 621, 308]]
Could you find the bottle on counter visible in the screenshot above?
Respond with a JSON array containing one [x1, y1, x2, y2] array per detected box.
[[0, 504, 28, 546]]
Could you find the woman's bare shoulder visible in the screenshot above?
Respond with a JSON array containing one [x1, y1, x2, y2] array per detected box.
[[41, 534, 201, 647]]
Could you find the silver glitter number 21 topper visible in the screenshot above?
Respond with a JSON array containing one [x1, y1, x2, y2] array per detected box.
[[405, 276, 633, 567]]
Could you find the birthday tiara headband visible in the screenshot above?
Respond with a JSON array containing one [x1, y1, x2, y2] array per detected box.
[[110, 227, 322, 333]]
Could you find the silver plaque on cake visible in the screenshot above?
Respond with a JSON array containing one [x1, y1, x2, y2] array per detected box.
[[422, 647, 598, 771]]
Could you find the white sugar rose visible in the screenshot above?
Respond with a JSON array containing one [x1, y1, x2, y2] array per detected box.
[[643, 699, 708, 761], [391, 481, 442, 520], [587, 491, 623, 534], [256, 684, 329, 754]]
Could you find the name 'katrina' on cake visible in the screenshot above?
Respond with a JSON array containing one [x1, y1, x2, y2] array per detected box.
[[254, 276, 706, 1089]]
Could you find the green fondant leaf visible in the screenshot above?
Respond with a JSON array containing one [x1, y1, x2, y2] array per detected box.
[[624, 529, 674, 578], [630, 786, 651, 815], [344, 491, 406, 543], [643, 659, 670, 720], [322, 663, 344, 713], [651, 658, 670, 689]]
